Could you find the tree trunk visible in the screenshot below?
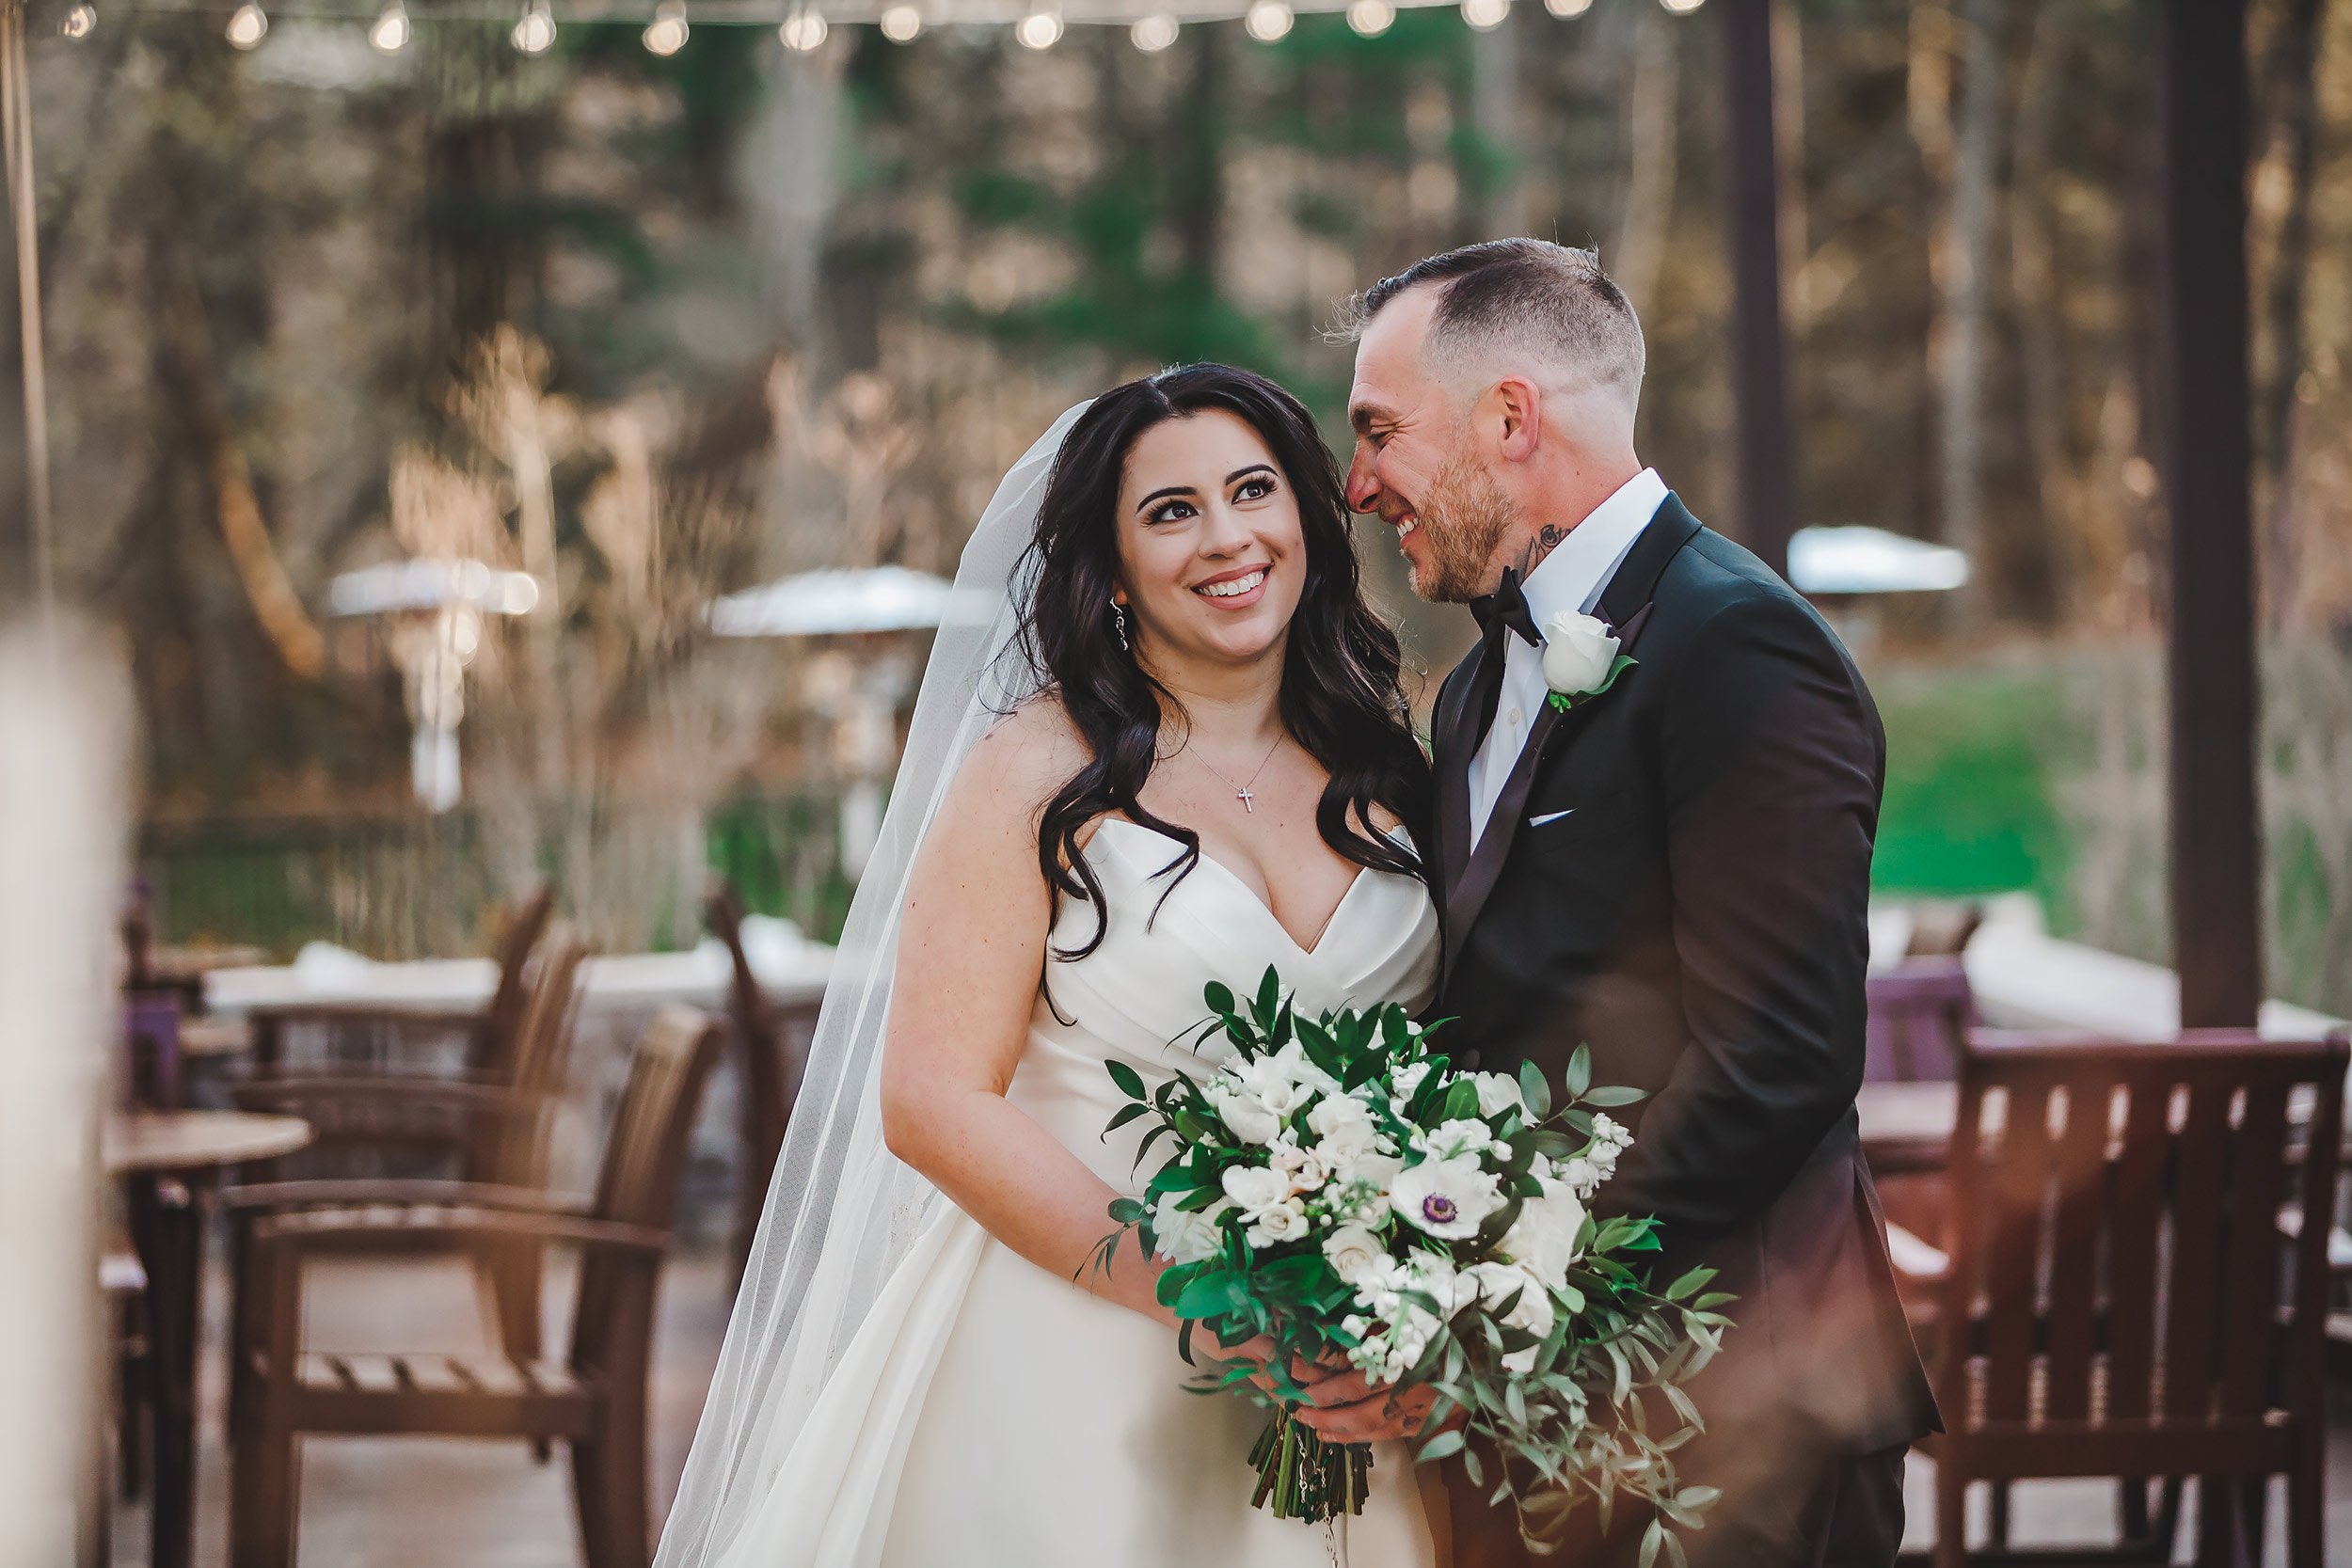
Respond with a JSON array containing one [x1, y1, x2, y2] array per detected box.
[[2252, 0, 2330, 632], [1613, 5, 1679, 318], [2008, 0, 2068, 624], [1928, 0, 2005, 625]]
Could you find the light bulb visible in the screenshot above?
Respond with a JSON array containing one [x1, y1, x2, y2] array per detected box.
[[1244, 0, 1291, 41], [1345, 0, 1392, 35], [879, 3, 921, 40], [1129, 11, 1176, 50], [1462, 0, 1507, 27], [1014, 8, 1060, 48], [779, 7, 826, 48], [643, 0, 687, 54], [369, 0, 408, 52], [225, 0, 267, 48], [511, 0, 555, 52], [1544, 0, 1590, 14], [60, 2, 97, 37], [1659, 0, 1705, 12]]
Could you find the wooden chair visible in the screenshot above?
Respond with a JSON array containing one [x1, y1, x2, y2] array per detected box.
[[704, 879, 816, 1277], [1909, 1029, 2348, 1567], [229, 927, 589, 1369], [1865, 958, 1974, 1084], [243, 884, 554, 1079], [227, 1004, 724, 1568]]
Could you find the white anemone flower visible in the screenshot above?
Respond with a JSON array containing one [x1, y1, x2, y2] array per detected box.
[[1390, 1156, 1503, 1240]]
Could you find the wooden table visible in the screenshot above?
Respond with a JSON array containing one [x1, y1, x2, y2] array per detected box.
[[1856, 1080, 1960, 1175], [107, 1112, 312, 1568]]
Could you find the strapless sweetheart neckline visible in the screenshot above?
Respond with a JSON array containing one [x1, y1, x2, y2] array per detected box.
[[1086, 816, 1383, 960]]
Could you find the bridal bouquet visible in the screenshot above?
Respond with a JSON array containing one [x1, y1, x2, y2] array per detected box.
[[1095, 968, 1734, 1560]]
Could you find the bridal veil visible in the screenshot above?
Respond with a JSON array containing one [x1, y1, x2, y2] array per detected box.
[[654, 404, 1089, 1568]]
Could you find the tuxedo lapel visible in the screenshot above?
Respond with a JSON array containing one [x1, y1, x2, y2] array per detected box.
[[1438, 496, 1703, 977], [1429, 633, 1490, 906]]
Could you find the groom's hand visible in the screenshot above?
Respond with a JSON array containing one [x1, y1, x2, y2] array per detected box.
[[1291, 1372, 1450, 1445]]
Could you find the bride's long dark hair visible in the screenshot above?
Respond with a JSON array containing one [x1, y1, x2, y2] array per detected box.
[[1009, 363, 1433, 960]]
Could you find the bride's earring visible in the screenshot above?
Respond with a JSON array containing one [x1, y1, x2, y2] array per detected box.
[[1110, 599, 1131, 652]]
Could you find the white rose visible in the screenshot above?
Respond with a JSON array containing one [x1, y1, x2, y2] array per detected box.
[[1470, 1070, 1527, 1119], [1246, 1199, 1311, 1248], [1269, 1040, 1341, 1096], [1540, 610, 1620, 697], [1321, 1223, 1388, 1285], [1419, 1117, 1500, 1163], [1208, 1083, 1284, 1146], [1236, 1054, 1314, 1117], [1306, 1093, 1383, 1158], [1221, 1164, 1294, 1215], [1152, 1191, 1232, 1265], [1391, 1060, 1432, 1101], [1389, 1155, 1504, 1240], [1498, 1177, 1585, 1290], [1269, 1137, 1328, 1194]]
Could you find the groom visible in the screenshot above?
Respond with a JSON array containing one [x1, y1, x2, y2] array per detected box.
[[1314, 240, 1939, 1566]]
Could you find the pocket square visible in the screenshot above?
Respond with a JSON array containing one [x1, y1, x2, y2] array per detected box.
[[1529, 809, 1575, 828]]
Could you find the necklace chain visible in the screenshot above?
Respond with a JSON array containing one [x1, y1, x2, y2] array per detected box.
[[1190, 733, 1285, 813]]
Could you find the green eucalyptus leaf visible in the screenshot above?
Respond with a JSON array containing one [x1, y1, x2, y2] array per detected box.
[[1582, 1085, 1648, 1108], [1517, 1057, 1553, 1120]]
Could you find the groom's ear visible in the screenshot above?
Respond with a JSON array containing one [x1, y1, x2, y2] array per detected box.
[[1487, 376, 1544, 464]]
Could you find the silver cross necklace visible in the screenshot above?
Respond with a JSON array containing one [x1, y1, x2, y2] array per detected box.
[[1190, 733, 1287, 813]]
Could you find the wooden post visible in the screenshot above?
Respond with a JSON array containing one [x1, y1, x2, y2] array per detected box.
[[1721, 0, 1797, 578], [2158, 0, 2262, 1029]]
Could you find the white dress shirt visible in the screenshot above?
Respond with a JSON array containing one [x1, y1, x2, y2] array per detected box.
[[1466, 467, 1669, 846]]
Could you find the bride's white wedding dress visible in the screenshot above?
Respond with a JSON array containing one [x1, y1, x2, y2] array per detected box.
[[713, 818, 1442, 1568]]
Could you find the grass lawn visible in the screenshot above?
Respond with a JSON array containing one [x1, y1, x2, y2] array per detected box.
[[1867, 655, 2076, 923]]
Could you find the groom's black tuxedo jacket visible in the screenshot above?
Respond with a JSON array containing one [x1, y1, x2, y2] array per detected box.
[[1427, 494, 1938, 1460]]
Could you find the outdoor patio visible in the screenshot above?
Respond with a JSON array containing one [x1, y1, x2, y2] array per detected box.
[[102, 1243, 2352, 1566]]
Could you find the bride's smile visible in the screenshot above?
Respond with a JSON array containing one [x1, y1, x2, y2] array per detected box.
[[1112, 406, 1306, 670]]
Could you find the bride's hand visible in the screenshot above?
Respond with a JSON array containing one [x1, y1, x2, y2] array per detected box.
[[1290, 1371, 1454, 1445], [1208, 1335, 1343, 1399]]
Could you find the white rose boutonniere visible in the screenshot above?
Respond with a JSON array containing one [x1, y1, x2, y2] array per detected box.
[[1540, 610, 1636, 713]]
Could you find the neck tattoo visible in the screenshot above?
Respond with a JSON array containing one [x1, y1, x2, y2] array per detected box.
[[1518, 522, 1569, 578]]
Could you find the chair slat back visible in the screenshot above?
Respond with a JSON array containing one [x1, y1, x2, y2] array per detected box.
[[572, 1006, 723, 1371], [471, 885, 555, 1080], [1864, 958, 1972, 1082], [476, 927, 587, 1188], [1943, 1031, 2348, 1446]]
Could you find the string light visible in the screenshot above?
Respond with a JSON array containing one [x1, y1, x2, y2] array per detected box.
[[225, 0, 267, 47], [643, 0, 687, 54], [1130, 11, 1176, 50], [1243, 0, 1290, 41], [879, 3, 922, 40], [1345, 0, 1391, 33], [511, 0, 555, 53], [779, 4, 825, 47], [1461, 0, 1506, 27], [60, 2, 97, 36], [1544, 0, 1591, 13], [1659, 0, 1705, 11], [1014, 7, 1060, 48], [368, 0, 408, 52]]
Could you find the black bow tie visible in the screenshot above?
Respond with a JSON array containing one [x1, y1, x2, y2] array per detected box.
[[1469, 567, 1542, 649]]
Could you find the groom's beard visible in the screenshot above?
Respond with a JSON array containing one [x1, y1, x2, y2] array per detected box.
[[1406, 451, 1517, 604]]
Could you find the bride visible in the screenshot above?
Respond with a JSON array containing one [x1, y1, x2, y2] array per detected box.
[[656, 365, 1446, 1568]]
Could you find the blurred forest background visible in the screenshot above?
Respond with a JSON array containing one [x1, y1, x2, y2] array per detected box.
[[4, 0, 2350, 1012]]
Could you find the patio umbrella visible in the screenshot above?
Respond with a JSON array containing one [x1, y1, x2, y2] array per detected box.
[[1786, 525, 1969, 597], [706, 564, 994, 637]]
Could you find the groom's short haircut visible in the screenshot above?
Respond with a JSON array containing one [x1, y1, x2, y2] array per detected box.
[[1339, 238, 1645, 417]]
